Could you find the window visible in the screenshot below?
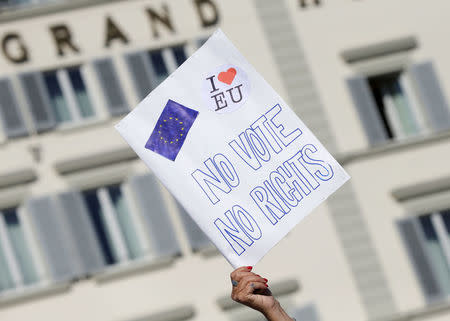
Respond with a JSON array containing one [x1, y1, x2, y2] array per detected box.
[[368, 71, 423, 140], [0, 0, 68, 11], [347, 62, 450, 146], [43, 66, 95, 125], [399, 209, 450, 301], [82, 184, 145, 265], [19, 65, 98, 133], [0, 207, 39, 293], [126, 44, 189, 99]]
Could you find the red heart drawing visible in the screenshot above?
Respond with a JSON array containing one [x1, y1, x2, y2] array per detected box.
[[218, 68, 237, 85]]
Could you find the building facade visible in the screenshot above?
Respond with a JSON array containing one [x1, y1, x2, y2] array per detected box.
[[0, 0, 449, 320]]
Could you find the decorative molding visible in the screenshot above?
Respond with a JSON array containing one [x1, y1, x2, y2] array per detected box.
[[95, 256, 175, 284], [371, 300, 450, 321], [392, 176, 450, 202], [342, 36, 418, 63], [124, 305, 195, 321], [402, 190, 450, 216], [216, 278, 300, 310], [0, 168, 36, 189], [337, 130, 450, 165], [198, 245, 220, 258], [54, 146, 137, 175], [0, 184, 29, 209], [0, 282, 71, 308], [64, 161, 133, 190]]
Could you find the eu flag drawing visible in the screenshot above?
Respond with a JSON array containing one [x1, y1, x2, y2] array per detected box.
[[145, 99, 199, 161]]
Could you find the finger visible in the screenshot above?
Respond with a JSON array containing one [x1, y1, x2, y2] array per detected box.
[[238, 275, 268, 288], [230, 266, 253, 280], [247, 281, 268, 292], [249, 282, 271, 297], [231, 269, 255, 283]]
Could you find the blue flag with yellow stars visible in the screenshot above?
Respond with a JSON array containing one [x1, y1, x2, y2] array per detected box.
[[145, 99, 199, 161]]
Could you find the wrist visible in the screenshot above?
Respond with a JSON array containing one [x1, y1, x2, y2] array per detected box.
[[262, 301, 294, 321]]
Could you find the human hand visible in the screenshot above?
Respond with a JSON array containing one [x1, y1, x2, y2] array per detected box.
[[230, 267, 294, 321]]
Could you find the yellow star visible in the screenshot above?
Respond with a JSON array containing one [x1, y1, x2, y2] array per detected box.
[[179, 122, 183, 124], [180, 134, 183, 136], [163, 119, 167, 122], [181, 127, 184, 131], [175, 118, 178, 121], [170, 141, 173, 144], [169, 117, 173, 119], [160, 137, 163, 140]]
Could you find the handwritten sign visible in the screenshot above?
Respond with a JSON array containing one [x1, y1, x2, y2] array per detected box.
[[115, 29, 350, 268]]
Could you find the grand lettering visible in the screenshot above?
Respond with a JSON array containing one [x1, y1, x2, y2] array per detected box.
[[0, 0, 220, 64]]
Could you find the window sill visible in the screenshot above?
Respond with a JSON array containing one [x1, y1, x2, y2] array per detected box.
[[198, 245, 220, 258], [0, 282, 71, 308], [54, 145, 136, 175], [125, 305, 195, 321], [337, 130, 450, 165], [371, 299, 450, 321], [0, 168, 36, 189], [55, 117, 111, 135], [95, 256, 176, 284]]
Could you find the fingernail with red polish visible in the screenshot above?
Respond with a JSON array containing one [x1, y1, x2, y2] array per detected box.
[[265, 284, 269, 287], [263, 278, 268, 282], [246, 266, 252, 270]]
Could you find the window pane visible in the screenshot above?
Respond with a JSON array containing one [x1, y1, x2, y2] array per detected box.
[[441, 210, 450, 235], [67, 67, 94, 119], [83, 191, 115, 265], [3, 209, 38, 285], [0, 242, 14, 292], [172, 45, 187, 66], [148, 50, 168, 86], [108, 186, 142, 259], [419, 215, 450, 293], [369, 73, 421, 139], [383, 78, 420, 136], [43, 71, 71, 123]]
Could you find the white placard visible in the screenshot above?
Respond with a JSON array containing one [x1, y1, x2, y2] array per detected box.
[[115, 29, 350, 268]]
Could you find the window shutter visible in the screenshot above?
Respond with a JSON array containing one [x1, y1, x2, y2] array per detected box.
[[409, 62, 450, 132], [129, 174, 180, 257], [92, 58, 129, 116], [0, 78, 28, 138], [56, 191, 106, 275], [19, 72, 55, 132], [291, 305, 320, 321], [125, 52, 154, 99], [398, 219, 442, 299], [176, 202, 212, 252], [25, 196, 79, 282], [347, 76, 388, 145]]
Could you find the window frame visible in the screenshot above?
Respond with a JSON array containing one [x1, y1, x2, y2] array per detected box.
[[0, 206, 45, 295], [124, 40, 199, 101], [81, 183, 150, 266], [41, 64, 98, 129], [399, 209, 450, 303], [366, 69, 429, 140]]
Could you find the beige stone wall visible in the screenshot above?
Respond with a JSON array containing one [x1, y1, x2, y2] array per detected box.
[[0, 0, 449, 321]]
